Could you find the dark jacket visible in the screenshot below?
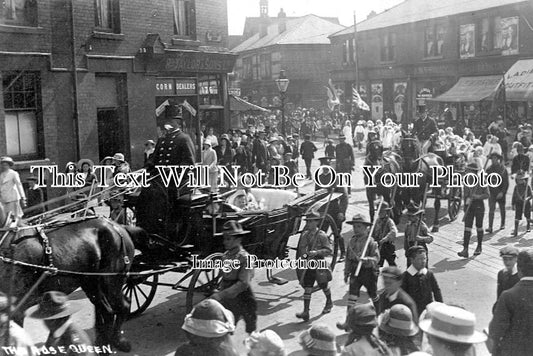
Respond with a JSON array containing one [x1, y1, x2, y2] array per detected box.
[[511, 153, 530, 175], [412, 117, 438, 141], [153, 129, 196, 166], [486, 163, 509, 197], [336, 142, 354, 172], [300, 140, 317, 160], [216, 144, 234, 167], [325, 144, 336, 158], [401, 269, 443, 315], [252, 138, 269, 170], [374, 288, 419, 322], [497, 268, 520, 300], [490, 279, 533, 356]]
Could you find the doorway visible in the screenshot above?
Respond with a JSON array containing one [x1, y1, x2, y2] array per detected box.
[[97, 108, 124, 160]]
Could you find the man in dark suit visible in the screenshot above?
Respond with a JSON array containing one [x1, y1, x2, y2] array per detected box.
[[252, 130, 269, 173], [300, 134, 317, 179], [489, 248, 533, 356], [412, 106, 438, 155]]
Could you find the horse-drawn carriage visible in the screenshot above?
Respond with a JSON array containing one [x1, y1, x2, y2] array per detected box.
[[0, 175, 343, 352], [122, 184, 343, 316]]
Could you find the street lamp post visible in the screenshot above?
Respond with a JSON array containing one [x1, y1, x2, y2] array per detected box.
[[275, 70, 290, 137]]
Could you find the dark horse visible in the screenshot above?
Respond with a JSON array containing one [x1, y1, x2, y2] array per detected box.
[[0, 206, 135, 352], [365, 140, 402, 222], [396, 134, 444, 232]]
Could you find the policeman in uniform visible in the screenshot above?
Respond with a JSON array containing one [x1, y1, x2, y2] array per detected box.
[[412, 106, 438, 155], [372, 201, 398, 267], [295, 211, 333, 321], [152, 104, 196, 192], [211, 220, 257, 334], [458, 162, 490, 258], [315, 156, 348, 261], [337, 214, 380, 331], [335, 133, 354, 194]]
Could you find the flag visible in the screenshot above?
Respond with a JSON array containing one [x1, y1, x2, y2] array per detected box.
[[155, 99, 170, 116], [325, 79, 340, 111], [182, 99, 197, 116], [352, 86, 370, 111]]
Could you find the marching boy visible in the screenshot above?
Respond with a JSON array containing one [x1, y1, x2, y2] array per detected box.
[[404, 202, 434, 267], [211, 220, 257, 334], [511, 171, 532, 236], [337, 214, 380, 331], [493, 245, 520, 312], [372, 201, 398, 267], [295, 211, 333, 321]]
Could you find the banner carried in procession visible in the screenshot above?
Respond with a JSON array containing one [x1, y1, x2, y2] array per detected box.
[[371, 82, 383, 121], [325, 78, 340, 111], [352, 85, 369, 111]]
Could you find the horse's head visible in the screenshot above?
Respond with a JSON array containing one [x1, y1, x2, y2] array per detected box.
[[368, 140, 383, 160], [400, 137, 420, 160]]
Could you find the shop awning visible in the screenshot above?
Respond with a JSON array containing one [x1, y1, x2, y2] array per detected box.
[[229, 95, 270, 112], [429, 75, 502, 102], [504, 59, 533, 101]]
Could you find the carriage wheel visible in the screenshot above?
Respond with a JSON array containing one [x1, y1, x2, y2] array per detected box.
[[323, 214, 341, 272], [186, 253, 224, 313], [448, 186, 462, 221], [122, 273, 159, 318]]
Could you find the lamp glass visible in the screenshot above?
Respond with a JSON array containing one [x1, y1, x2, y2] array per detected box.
[[275, 78, 290, 93]]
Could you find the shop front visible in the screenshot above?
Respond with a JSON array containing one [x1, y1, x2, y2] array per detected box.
[[503, 59, 533, 129]]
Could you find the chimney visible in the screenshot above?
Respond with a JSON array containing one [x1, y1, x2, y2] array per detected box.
[[259, 0, 269, 37], [367, 10, 377, 19], [278, 8, 287, 33]]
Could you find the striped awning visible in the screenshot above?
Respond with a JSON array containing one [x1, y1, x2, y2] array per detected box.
[[429, 75, 502, 102]]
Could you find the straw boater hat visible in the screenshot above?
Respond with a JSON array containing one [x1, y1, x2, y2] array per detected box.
[[298, 324, 338, 356], [346, 213, 372, 226], [182, 299, 235, 338], [26, 291, 81, 320], [405, 201, 424, 216], [245, 330, 286, 356], [347, 303, 378, 335], [381, 266, 403, 280], [269, 137, 279, 144], [113, 153, 125, 162], [77, 158, 94, 170], [0, 157, 14, 166], [378, 304, 419, 337], [419, 303, 487, 344], [215, 220, 250, 237]]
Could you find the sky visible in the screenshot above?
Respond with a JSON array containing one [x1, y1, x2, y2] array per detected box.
[[227, 0, 404, 35]]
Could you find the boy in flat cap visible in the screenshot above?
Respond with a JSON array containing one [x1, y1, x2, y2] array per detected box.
[[494, 245, 520, 312], [374, 266, 418, 323], [402, 246, 443, 316]]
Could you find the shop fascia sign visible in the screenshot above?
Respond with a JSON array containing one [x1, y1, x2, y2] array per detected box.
[[417, 88, 433, 98], [155, 78, 196, 96]]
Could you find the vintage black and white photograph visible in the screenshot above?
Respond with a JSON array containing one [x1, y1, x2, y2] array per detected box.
[[1, 0, 533, 356]]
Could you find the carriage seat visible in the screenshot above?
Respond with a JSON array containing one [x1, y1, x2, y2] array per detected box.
[[226, 188, 298, 211]]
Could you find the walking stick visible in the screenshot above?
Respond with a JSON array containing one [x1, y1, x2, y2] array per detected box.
[[355, 197, 384, 277]]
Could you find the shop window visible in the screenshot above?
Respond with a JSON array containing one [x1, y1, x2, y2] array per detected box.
[[242, 57, 252, 80], [424, 24, 445, 57], [380, 33, 395, 62], [1, 0, 38, 27], [259, 53, 271, 79], [95, 0, 120, 33], [199, 75, 221, 106], [173, 0, 196, 38], [3, 72, 42, 159]]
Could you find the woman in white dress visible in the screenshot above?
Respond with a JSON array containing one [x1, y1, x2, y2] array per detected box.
[[342, 120, 354, 147]]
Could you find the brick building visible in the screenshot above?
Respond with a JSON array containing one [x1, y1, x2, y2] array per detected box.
[[0, 0, 235, 184], [329, 0, 533, 133], [232, 3, 345, 110]]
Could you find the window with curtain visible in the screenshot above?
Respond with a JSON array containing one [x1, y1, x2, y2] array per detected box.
[[260, 54, 271, 79], [95, 0, 120, 33], [424, 24, 445, 57], [173, 0, 195, 37], [3, 72, 42, 159], [380, 33, 396, 62], [1, 0, 38, 26]]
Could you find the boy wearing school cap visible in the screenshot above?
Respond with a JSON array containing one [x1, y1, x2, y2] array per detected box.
[[337, 214, 380, 331], [490, 248, 533, 356], [486, 152, 509, 233], [511, 171, 532, 236], [295, 211, 333, 321], [374, 267, 418, 323], [211, 221, 257, 334], [402, 246, 443, 317], [494, 245, 520, 309]]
